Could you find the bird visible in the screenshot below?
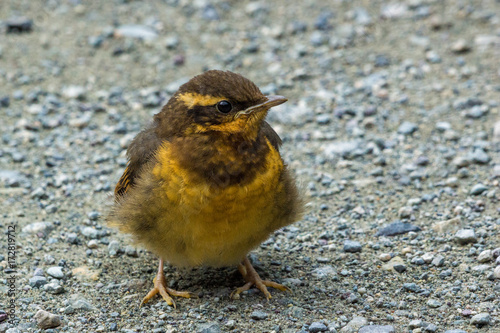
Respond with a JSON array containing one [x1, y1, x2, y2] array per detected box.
[[107, 70, 303, 307]]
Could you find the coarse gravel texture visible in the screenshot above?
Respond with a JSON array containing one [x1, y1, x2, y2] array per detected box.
[[1, 0, 499, 332]]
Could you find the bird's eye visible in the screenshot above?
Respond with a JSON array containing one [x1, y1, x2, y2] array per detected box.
[[216, 100, 232, 113]]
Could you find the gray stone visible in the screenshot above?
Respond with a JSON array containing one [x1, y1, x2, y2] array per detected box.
[[375, 221, 421, 236], [43, 282, 65, 294], [22, 222, 53, 236], [470, 313, 491, 326], [432, 255, 445, 267], [311, 265, 337, 278], [309, 322, 328, 332], [470, 183, 488, 195], [34, 310, 61, 329], [494, 266, 500, 279], [65, 294, 96, 313], [359, 326, 395, 333], [408, 319, 422, 329], [343, 240, 362, 253], [29, 276, 48, 288], [443, 330, 467, 333], [455, 229, 477, 245], [197, 322, 221, 333], [114, 25, 158, 41], [478, 250, 492, 263], [46, 266, 64, 279], [426, 299, 441, 308], [397, 121, 418, 135], [250, 310, 268, 320], [340, 316, 367, 333], [108, 240, 121, 256], [81, 227, 99, 239]]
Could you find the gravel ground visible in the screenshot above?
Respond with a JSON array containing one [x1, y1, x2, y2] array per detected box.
[[1, 0, 499, 332]]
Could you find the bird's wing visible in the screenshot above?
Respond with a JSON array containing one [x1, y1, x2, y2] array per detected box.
[[114, 124, 163, 198], [261, 121, 282, 151]]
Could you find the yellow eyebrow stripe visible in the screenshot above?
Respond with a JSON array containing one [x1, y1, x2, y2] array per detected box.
[[177, 92, 226, 108]]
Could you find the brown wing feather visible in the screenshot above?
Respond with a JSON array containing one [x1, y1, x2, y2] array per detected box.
[[114, 123, 163, 199]]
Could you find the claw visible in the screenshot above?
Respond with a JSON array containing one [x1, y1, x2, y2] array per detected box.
[[140, 258, 195, 308], [231, 257, 290, 300]]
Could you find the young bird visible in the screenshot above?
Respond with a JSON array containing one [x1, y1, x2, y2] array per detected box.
[[108, 70, 303, 307]]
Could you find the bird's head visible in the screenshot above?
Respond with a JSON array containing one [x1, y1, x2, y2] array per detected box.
[[155, 70, 287, 140]]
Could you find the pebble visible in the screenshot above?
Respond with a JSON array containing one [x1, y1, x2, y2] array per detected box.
[[432, 217, 462, 233], [250, 310, 268, 320], [43, 282, 64, 294], [375, 221, 421, 236], [426, 299, 441, 308], [5, 17, 33, 33], [34, 310, 61, 329], [379, 253, 392, 262], [494, 266, 500, 279], [29, 276, 48, 288], [340, 316, 367, 333], [81, 227, 99, 239], [358, 326, 395, 333], [22, 222, 54, 236], [397, 122, 418, 135], [431, 255, 445, 267], [46, 266, 64, 279], [344, 240, 362, 253], [114, 25, 158, 41], [451, 39, 471, 53], [197, 322, 221, 333], [65, 294, 96, 313], [108, 240, 121, 256], [308, 322, 328, 332], [477, 250, 492, 263], [470, 313, 491, 326], [311, 265, 336, 278], [454, 229, 477, 245]]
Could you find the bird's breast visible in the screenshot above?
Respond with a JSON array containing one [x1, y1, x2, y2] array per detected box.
[[150, 138, 285, 266]]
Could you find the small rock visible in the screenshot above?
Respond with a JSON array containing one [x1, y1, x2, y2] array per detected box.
[[426, 299, 441, 308], [470, 183, 488, 195], [344, 240, 362, 253], [29, 276, 48, 288], [397, 121, 418, 135], [443, 330, 467, 333], [359, 326, 395, 333], [309, 322, 328, 332], [478, 250, 492, 263], [375, 221, 421, 236], [403, 283, 419, 292], [432, 255, 445, 267], [34, 310, 61, 329], [382, 256, 406, 273], [398, 206, 412, 218], [451, 39, 471, 53], [81, 227, 99, 239], [250, 310, 268, 320], [108, 240, 121, 256], [72, 265, 100, 281], [494, 266, 500, 279], [379, 253, 391, 262], [432, 217, 462, 233], [46, 266, 64, 279], [22, 222, 54, 236], [408, 320, 423, 329], [43, 282, 65, 294], [5, 17, 33, 33], [197, 322, 221, 333], [341, 316, 367, 333], [455, 229, 477, 245], [311, 265, 337, 278], [470, 313, 491, 327], [65, 294, 96, 313], [62, 85, 86, 100], [114, 25, 158, 41]]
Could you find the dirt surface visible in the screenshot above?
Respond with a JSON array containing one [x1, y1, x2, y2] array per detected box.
[[0, 0, 499, 332]]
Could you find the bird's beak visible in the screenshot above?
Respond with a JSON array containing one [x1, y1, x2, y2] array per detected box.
[[234, 95, 287, 119]]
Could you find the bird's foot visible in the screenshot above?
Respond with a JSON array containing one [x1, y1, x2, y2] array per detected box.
[[231, 257, 290, 300], [141, 259, 196, 308]]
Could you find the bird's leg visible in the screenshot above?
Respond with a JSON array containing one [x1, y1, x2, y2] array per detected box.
[[231, 257, 290, 300], [140, 258, 196, 308]]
